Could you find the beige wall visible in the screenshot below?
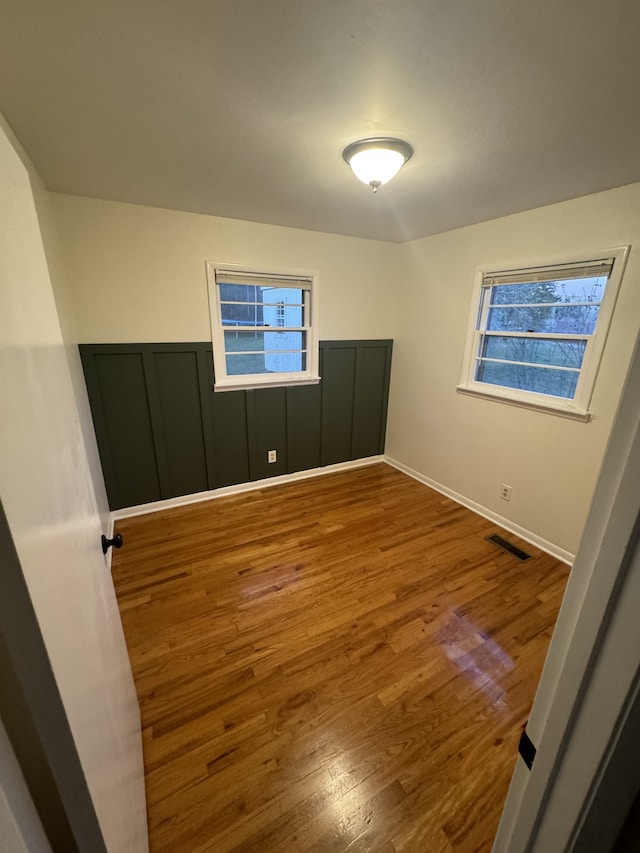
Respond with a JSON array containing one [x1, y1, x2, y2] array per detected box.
[[50, 185, 640, 557], [386, 183, 640, 556], [51, 194, 400, 343]]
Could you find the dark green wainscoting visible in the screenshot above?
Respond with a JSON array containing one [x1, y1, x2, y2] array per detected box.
[[80, 340, 393, 510]]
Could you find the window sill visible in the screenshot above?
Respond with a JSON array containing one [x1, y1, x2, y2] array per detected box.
[[214, 376, 321, 393], [456, 384, 591, 422]]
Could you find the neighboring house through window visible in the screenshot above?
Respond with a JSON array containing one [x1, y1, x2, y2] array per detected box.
[[206, 264, 320, 391], [458, 247, 629, 420]]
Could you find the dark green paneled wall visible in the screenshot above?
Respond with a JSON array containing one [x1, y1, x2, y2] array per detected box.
[[80, 340, 392, 510], [353, 345, 391, 459], [150, 350, 209, 498], [247, 387, 289, 481], [286, 381, 322, 474], [321, 345, 357, 465], [88, 352, 161, 507]]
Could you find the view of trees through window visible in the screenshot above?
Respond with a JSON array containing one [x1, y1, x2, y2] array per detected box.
[[475, 276, 607, 399]]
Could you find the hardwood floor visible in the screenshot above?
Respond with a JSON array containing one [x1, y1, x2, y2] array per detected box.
[[112, 463, 569, 852]]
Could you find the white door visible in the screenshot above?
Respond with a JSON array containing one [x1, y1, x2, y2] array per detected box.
[[0, 120, 148, 850]]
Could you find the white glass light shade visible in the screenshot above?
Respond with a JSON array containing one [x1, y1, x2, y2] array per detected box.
[[348, 149, 405, 187], [342, 137, 413, 192]]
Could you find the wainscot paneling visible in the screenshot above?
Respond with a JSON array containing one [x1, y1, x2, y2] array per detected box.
[[320, 343, 357, 466], [81, 350, 161, 509], [80, 340, 393, 510]]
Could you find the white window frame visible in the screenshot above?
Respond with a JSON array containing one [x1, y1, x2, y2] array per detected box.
[[457, 246, 629, 421], [206, 262, 320, 392]]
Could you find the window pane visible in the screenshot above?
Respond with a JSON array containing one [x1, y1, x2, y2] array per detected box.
[[220, 302, 264, 326], [261, 303, 303, 328], [224, 330, 265, 353], [481, 336, 587, 369], [224, 331, 305, 352], [219, 283, 303, 302], [225, 353, 269, 375], [489, 276, 607, 306], [225, 351, 306, 376], [475, 361, 579, 399], [219, 285, 305, 328], [486, 304, 599, 334], [219, 283, 262, 302], [264, 351, 306, 372]]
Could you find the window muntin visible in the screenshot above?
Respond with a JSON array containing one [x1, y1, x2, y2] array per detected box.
[[207, 265, 319, 391], [459, 249, 628, 417]]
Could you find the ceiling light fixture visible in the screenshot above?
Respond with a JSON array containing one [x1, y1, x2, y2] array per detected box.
[[342, 137, 414, 193]]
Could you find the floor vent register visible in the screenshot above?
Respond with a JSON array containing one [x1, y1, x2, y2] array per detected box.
[[486, 534, 531, 562]]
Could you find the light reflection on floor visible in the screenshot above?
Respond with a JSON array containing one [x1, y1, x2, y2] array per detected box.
[[437, 614, 515, 706]]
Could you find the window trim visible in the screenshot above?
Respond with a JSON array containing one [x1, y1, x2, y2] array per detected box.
[[457, 246, 630, 420], [206, 261, 320, 392]]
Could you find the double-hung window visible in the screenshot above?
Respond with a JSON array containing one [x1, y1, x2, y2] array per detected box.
[[458, 247, 628, 419], [206, 264, 319, 391]]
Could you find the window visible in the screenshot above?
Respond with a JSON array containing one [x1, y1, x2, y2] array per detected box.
[[206, 264, 320, 391], [458, 248, 629, 419]]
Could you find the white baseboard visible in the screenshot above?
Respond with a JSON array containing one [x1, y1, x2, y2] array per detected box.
[[384, 455, 574, 566], [111, 456, 385, 524], [109, 453, 573, 567]]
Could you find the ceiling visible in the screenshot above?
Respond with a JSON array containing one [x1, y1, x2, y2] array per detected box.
[[1, 0, 639, 243]]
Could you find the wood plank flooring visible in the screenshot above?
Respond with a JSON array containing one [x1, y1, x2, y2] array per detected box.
[[112, 463, 569, 852]]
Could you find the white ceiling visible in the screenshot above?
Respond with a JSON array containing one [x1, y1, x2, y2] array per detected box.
[[1, 0, 639, 243]]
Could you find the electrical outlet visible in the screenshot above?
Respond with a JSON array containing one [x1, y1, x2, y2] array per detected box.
[[500, 484, 512, 502], [267, 450, 277, 463]]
